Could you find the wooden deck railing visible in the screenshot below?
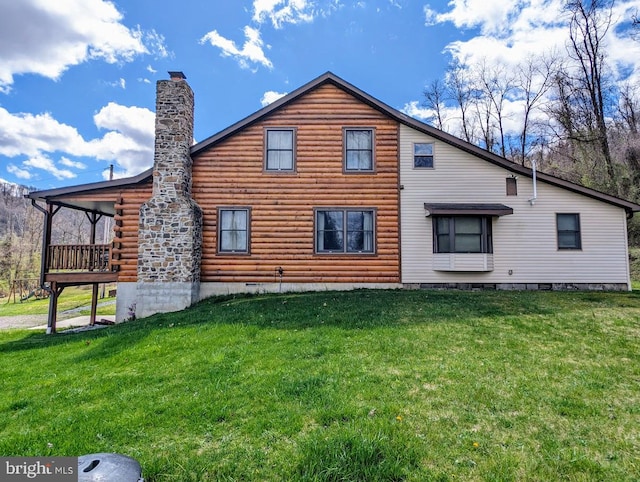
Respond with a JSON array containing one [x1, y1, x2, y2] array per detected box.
[[47, 244, 113, 272]]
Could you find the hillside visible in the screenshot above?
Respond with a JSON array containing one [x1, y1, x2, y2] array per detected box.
[[1, 289, 639, 481]]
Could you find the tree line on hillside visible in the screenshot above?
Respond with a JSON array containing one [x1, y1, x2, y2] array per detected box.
[[421, 0, 640, 243]]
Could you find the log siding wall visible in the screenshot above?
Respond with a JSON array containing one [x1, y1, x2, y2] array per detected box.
[[192, 84, 400, 284], [59, 184, 152, 282], [112, 185, 152, 281]]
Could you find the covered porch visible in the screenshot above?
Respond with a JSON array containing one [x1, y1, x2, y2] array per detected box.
[[27, 178, 133, 333]]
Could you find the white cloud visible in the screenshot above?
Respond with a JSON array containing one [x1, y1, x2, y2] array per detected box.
[[23, 155, 75, 180], [424, 5, 439, 26], [401, 100, 432, 120], [261, 90, 288, 106], [429, 0, 640, 86], [106, 78, 127, 89], [434, 0, 526, 35], [88, 103, 156, 176], [93, 103, 155, 144], [200, 26, 273, 70], [147, 65, 157, 74], [0, 108, 87, 158], [7, 164, 32, 180], [428, 0, 568, 70], [0, 103, 155, 179], [401, 100, 466, 136], [202, 0, 344, 70], [0, 0, 167, 91], [59, 157, 87, 169], [143, 30, 170, 59], [253, 0, 315, 29]]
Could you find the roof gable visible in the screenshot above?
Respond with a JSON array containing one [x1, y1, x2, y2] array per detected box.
[[28, 71, 640, 214]]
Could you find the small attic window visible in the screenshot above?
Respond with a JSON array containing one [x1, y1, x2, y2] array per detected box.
[[414, 143, 434, 168], [506, 177, 517, 196]]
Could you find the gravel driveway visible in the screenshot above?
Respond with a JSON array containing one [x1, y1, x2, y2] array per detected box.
[[0, 314, 49, 330], [0, 300, 116, 330]]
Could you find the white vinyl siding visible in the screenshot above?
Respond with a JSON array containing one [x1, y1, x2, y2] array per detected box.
[[399, 124, 630, 287]]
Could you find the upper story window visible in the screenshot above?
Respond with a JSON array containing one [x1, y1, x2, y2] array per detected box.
[[218, 207, 250, 254], [344, 128, 374, 172], [265, 128, 295, 171], [315, 209, 375, 254], [434, 216, 493, 254], [557, 213, 581, 250], [414, 142, 434, 168], [506, 177, 518, 195]]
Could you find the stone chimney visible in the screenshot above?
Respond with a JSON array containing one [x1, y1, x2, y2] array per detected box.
[[136, 71, 203, 319]]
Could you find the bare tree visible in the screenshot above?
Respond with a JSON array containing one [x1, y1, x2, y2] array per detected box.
[[612, 83, 640, 201], [473, 60, 516, 158], [565, 0, 617, 189], [445, 62, 475, 143], [422, 78, 448, 130], [514, 54, 559, 165], [616, 82, 639, 134]]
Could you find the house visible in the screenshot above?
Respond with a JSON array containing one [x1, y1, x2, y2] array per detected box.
[[28, 71, 640, 333]]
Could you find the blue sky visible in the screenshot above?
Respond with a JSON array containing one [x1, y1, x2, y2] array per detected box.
[[1, 0, 639, 190]]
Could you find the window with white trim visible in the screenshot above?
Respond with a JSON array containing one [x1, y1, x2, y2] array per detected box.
[[433, 216, 493, 253], [265, 128, 295, 171], [344, 128, 374, 171], [316, 209, 375, 253], [218, 208, 250, 253], [414, 142, 434, 168]]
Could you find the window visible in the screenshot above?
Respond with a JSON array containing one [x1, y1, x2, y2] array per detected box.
[[506, 177, 517, 196], [265, 128, 295, 171], [344, 128, 374, 171], [434, 216, 493, 253], [414, 143, 434, 168], [218, 208, 250, 253], [557, 213, 581, 250], [316, 209, 375, 253]]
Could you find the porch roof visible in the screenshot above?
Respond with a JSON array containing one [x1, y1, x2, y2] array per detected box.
[[26, 169, 152, 215]]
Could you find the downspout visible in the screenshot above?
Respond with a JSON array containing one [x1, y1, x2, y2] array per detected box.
[[528, 158, 538, 206]]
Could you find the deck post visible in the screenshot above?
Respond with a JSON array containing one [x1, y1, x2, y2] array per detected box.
[[46, 283, 64, 335], [90, 283, 99, 325]]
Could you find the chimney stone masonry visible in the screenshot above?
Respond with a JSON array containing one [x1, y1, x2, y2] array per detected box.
[[136, 72, 203, 319]]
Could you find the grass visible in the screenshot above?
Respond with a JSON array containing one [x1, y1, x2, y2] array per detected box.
[[631, 247, 640, 287], [1, 289, 639, 481], [0, 286, 116, 317]]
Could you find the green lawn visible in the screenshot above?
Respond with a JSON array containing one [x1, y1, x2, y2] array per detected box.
[[0, 286, 116, 317], [1, 289, 639, 481], [631, 247, 640, 287]]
